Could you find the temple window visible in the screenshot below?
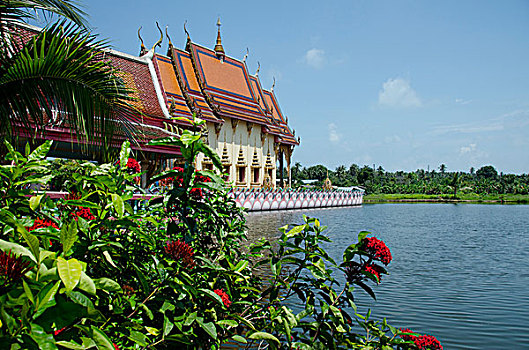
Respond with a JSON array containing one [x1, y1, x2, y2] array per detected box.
[[237, 166, 246, 183], [253, 167, 260, 184]]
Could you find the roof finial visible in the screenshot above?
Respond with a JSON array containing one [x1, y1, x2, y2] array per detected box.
[[214, 17, 225, 60], [243, 47, 249, 63], [271, 76, 276, 92], [183, 20, 191, 51], [151, 22, 163, 51], [165, 25, 173, 47], [138, 26, 147, 55], [255, 61, 260, 77]]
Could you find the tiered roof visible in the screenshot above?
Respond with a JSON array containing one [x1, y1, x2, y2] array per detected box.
[[153, 23, 299, 147], [11, 21, 299, 155]]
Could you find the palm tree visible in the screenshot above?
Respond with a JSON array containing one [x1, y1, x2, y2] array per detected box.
[[0, 1, 137, 162]]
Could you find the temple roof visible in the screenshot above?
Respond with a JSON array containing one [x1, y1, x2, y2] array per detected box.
[[11, 21, 299, 149], [187, 42, 272, 125]]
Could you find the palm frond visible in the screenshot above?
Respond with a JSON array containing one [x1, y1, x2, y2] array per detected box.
[[0, 20, 141, 161]]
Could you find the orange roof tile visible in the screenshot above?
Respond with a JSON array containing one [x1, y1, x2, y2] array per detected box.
[[189, 43, 270, 125]]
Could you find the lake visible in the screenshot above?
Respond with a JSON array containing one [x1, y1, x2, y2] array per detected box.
[[245, 203, 529, 349]]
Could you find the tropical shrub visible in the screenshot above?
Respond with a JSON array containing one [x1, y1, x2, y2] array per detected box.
[[0, 120, 442, 349]]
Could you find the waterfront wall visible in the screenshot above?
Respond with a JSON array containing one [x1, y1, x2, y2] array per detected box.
[[228, 189, 364, 211]]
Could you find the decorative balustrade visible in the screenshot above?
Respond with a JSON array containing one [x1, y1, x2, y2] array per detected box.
[[228, 188, 364, 211], [34, 188, 364, 213]]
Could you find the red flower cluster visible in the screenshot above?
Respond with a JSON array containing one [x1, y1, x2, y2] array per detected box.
[[361, 237, 392, 265], [117, 158, 141, 173], [26, 218, 59, 232], [214, 289, 232, 308], [0, 250, 32, 284], [399, 329, 443, 350], [165, 167, 211, 199], [363, 263, 384, 282], [165, 240, 196, 268], [71, 207, 96, 221]]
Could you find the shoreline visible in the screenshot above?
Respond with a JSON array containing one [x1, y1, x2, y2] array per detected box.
[[363, 194, 529, 204]]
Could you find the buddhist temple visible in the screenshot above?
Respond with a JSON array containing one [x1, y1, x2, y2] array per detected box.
[[11, 20, 299, 189]]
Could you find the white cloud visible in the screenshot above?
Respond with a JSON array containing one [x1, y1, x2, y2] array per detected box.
[[459, 143, 477, 155], [328, 123, 341, 143], [378, 78, 422, 108], [455, 98, 472, 105], [303, 48, 325, 69]]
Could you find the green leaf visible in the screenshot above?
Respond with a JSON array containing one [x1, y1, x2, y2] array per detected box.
[[199, 288, 224, 306], [197, 319, 217, 340], [30, 323, 58, 350], [102, 250, 117, 268], [248, 332, 280, 345], [111, 194, 124, 218], [0, 239, 37, 263], [358, 231, 370, 242], [91, 326, 115, 350], [128, 330, 148, 346], [231, 335, 247, 344], [93, 278, 122, 292], [286, 224, 306, 238], [78, 271, 96, 295], [234, 260, 249, 273], [55, 340, 91, 350], [35, 281, 61, 316], [184, 312, 197, 326], [163, 314, 174, 336], [57, 257, 82, 292], [216, 319, 238, 328], [23, 279, 34, 304], [61, 220, 78, 254], [119, 141, 131, 172], [28, 141, 52, 161], [29, 194, 44, 210], [68, 291, 94, 309]]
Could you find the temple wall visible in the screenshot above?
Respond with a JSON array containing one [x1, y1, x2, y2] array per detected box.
[[195, 118, 277, 189]]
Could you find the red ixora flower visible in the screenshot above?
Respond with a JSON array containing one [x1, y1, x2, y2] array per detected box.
[[0, 250, 32, 285], [361, 237, 392, 265], [165, 167, 211, 200], [26, 218, 59, 232], [71, 207, 96, 221], [214, 289, 232, 308], [117, 158, 141, 173], [363, 263, 384, 282], [165, 240, 196, 268], [399, 329, 443, 350]]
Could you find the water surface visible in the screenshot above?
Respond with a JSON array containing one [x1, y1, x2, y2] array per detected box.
[[246, 204, 529, 349]]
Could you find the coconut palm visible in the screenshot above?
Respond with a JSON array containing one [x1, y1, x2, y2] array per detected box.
[[0, 0, 138, 161]]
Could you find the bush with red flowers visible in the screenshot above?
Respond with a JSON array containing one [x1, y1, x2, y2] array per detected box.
[[0, 128, 442, 349]]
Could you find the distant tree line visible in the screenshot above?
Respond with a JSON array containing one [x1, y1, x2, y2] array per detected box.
[[287, 163, 529, 195]]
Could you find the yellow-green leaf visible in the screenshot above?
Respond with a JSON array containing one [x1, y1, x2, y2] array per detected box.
[[57, 257, 82, 292]]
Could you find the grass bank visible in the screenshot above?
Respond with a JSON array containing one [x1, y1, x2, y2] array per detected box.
[[364, 193, 529, 204]]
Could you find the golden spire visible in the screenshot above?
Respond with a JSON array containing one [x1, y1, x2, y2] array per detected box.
[[214, 17, 225, 59]]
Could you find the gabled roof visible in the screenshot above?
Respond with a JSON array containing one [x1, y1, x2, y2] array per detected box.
[[152, 53, 192, 121], [167, 46, 221, 123], [187, 43, 271, 125]]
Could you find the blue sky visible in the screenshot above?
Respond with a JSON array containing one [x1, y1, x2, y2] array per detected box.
[[42, 0, 529, 173]]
